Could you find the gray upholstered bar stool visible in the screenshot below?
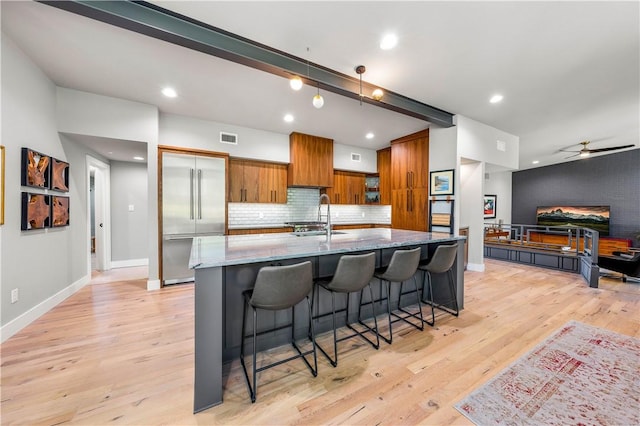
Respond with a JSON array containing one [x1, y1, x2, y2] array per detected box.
[[313, 252, 379, 367], [372, 247, 423, 344], [418, 244, 459, 326], [240, 261, 317, 403]]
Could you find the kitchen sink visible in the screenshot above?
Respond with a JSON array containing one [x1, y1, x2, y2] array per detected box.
[[291, 230, 347, 237]]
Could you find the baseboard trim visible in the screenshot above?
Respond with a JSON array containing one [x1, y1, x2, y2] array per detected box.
[[1, 273, 91, 343], [467, 262, 485, 272], [147, 279, 161, 291], [111, 258, 148, 269]]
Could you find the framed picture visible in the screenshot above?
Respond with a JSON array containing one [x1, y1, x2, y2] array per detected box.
[[50, 157, 69, 192], [51, 195, 70, 227], [21, 147, 50, 189], [484, 194, 497, 219], [430, 169, 455, 196], [21, 192, 51, 230], [0, 145, 4, 225]]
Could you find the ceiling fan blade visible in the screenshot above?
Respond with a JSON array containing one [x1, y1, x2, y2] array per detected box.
[[588, 144, 635, 153], [564, 153, 580, 159], [559, 148, 580, 153]]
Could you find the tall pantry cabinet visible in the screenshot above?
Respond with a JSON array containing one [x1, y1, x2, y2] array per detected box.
[[390, 129, 429, 231]]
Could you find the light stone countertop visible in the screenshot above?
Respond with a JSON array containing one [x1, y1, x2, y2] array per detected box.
[[189, 228, 464, 268]]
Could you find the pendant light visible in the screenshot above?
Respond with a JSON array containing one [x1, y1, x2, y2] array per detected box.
[[312, 84, 324, 109], [289, 76, 303, 91]]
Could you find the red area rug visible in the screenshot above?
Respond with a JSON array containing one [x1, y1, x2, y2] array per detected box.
[[456, 320, 640, 425]]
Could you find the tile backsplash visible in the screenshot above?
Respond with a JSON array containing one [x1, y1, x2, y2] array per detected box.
[[228, 188, 391, 228]]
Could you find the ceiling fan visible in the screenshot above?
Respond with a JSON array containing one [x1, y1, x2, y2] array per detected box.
[[561, 140, 635, 159]]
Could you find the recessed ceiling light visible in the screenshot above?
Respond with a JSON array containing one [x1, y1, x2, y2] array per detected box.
[[532, 160, 540, 164], [133, 156, 145, 161], [380, 33, 398, 50], [490, 94, 503, 104], [283, 114, 294, 123], [366, 132, 375, 139], [162, 87, 177, 98]]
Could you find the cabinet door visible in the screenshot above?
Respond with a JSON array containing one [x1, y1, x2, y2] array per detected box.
[[391, 189, 409, 229], [242, 161, 261, 203], [377, 148, 391, 205], [259, 163, 288, 203], [408, 188, 429, 231], [228, 160, 244, 202], [271, 163, 288, 203], [391, 141, 410, 190], [351, 173, 365, 205], [409, 135, 429, 189], [329, 172, 347, 204]]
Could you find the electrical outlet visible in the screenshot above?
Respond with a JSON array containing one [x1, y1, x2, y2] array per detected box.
[[128, 204, 135, 212], [11, 288, 19, 304]]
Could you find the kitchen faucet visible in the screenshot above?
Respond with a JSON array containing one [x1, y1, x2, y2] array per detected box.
[[318, 193, 331, 237]]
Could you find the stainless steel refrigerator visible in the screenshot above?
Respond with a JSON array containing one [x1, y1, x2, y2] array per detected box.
[[162, 151, 226, 285]]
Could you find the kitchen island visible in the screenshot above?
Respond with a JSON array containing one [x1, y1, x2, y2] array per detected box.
[[189, 228, 465, 412]]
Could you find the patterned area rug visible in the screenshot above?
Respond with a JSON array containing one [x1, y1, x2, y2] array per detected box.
[[456, 320, 640, 425]]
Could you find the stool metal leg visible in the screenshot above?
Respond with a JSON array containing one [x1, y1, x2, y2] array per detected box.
[[394, 276, 425, 331], [421, 270, 435, 326]]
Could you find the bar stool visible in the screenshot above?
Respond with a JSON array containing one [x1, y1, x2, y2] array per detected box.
[[313, 252, 379, 367], [372, 247, 423, 344], [240, 261, 317, 403], [418, 244, 459, 326]]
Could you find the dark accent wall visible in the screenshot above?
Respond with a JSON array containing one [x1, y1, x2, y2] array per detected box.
[[512, 149, 639, 245]]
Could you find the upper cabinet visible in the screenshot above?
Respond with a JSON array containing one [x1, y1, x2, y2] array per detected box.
[[391, 129, 429, 191], [390, 129, 430, 231], [229, 159, 287, 203], [376, 147, 391, 205], [288, 132, 334, 188], [325, 170, 366, 204]]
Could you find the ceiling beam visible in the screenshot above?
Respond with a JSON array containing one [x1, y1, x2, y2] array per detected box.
[[39, 0, 455, 127]]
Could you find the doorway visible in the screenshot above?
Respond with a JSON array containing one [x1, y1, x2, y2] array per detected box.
[[87, 155, 111, 275]]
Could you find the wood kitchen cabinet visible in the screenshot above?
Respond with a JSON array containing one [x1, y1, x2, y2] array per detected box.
[[259, 162, 288, 203], [288, 132, 334, 187], [390, 129, 430, 231], [325, 170, 365, 204], [229, 159, 287, 203], [377, 147, 391, 205]]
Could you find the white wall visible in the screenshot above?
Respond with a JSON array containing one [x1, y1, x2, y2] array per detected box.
[[110, 161, 148, 265], [1, 36, 90, 340], [56, 88, 160, 289], [456, 115, 519, 170], [460, 161, 485, 271], [333, 143, 377, 173], [484, 170, 513, 225], [429, 125, 459, 231], [159, 113, 289, 162]]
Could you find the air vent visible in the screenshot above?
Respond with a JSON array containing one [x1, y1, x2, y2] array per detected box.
[[351, 153, 361, 162], [220, 132, 238, 144]]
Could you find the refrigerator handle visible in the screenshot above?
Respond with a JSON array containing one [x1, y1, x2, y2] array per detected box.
[[198, 169, 203, 219], [190, 168, 195, 220]]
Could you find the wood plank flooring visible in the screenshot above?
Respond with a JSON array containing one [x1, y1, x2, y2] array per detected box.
[[1, 259, 638, 425]]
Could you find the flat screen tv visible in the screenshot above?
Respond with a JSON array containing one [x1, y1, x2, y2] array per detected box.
[[536, 205, 610, 236]]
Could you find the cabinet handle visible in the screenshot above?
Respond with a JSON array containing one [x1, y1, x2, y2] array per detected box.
[[197, 169, 202, 219], [190, 168, 195, 219]]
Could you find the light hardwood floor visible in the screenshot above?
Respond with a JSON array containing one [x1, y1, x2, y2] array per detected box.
[[1, 260, 638, 425]]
